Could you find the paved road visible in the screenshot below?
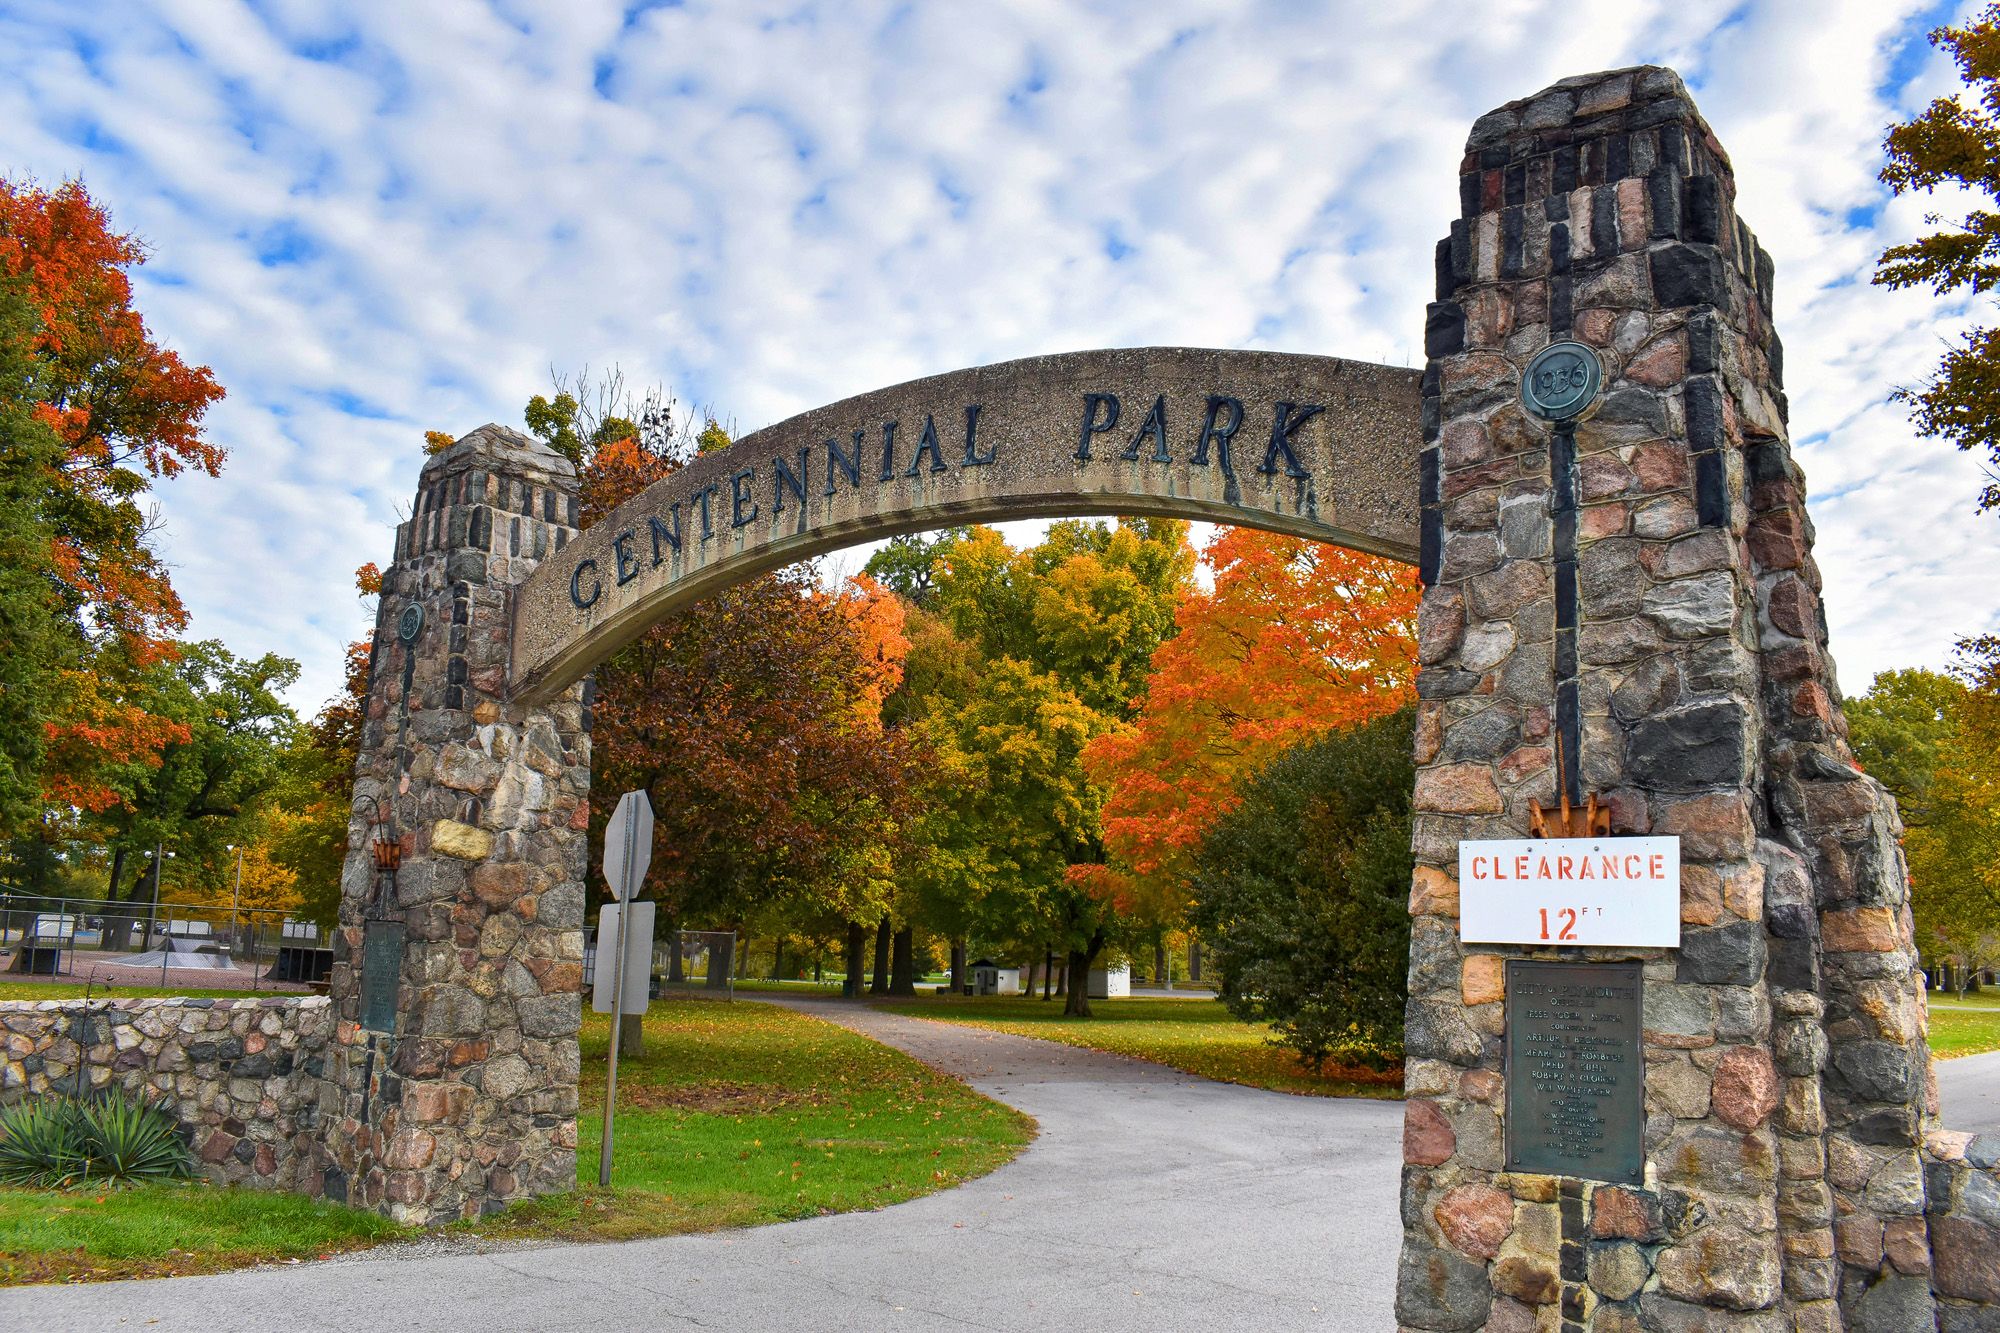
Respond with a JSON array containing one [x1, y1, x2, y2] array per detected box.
[[1937, 1049, 2000, 1137], [4, 995, 1402, 1332]]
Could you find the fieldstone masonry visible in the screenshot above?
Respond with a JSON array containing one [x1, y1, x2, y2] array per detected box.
[[323, 425, 590, 1224], [1398, 67, 1955, 1331], [293, 62, 1996, 1328], [0, 997, 331, 1192]]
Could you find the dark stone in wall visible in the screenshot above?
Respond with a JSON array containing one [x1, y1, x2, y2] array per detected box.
[[1650, 243, 1727, 309], [1829, 1041, 1918, 1106], [1625, 699, 1748, 791], [1397, 1249, 1493, 1332], [1426, 302, 1467, 358], [1677, 921, 1766, 987]]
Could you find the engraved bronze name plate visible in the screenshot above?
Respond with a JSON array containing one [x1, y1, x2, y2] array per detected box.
[[1504, 959, 1643, 1184], [359, 919, 405, 1034]]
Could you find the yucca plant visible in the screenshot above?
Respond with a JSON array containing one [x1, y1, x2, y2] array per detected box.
[[0, 1088, 191, 1187], [77, 1088, 191, 1182], [0, 1096, 91, 1187]]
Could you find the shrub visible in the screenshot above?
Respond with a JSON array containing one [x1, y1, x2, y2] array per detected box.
[[0, 1087, 192, 1187], [1189, 706, 1414, 1069]]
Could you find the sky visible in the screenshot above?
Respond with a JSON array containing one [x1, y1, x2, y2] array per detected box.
[[0, 0, 1994, 712]]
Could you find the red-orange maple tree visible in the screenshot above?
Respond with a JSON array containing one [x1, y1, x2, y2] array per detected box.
[[1082, 525, 1420, 917], [575, 433, 913, 929], [0, 179, 227, 812]]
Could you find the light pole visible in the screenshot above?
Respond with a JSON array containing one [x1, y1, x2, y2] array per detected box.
[[145, 845, 174, 948], [225, 844, 243, 954]]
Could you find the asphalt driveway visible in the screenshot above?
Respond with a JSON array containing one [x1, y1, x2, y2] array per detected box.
[[1, 995, 1402, 1332]]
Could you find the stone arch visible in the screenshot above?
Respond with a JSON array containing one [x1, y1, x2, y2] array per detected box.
[[322, 62, 1990, 1333], [507, 346, 1421, 702]]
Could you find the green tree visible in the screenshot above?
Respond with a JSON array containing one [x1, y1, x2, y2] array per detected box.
[[883, 519, 1193, 1015], [86, 642, 300, 916], [0, 269, 77, 847], [1876, 4, 2000, 512], [863, 528, 969, 608], [1850, 657, 2000, 994], [1189, 707, 1416, 1068], [1848, 667, 1965, 826]]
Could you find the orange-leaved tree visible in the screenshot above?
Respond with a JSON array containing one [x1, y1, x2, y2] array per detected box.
[[555, 422, 914, 947], [1083, 525, 1420, 925], [0, 178, 226, 820]]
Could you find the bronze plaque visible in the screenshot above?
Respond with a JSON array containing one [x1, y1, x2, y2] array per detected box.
[[359, 920, 405, 1034], [1505, 960, 1644, 1184]]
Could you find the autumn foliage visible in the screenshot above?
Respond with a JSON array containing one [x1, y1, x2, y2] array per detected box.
[[563, 427, 915, 932], [1084, 526, 1420, 915], [0, 179, 223, 649], [0, 178, 226, 822]]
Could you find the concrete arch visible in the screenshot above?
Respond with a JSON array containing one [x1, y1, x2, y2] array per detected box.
[[507, 346, 1421, 702]]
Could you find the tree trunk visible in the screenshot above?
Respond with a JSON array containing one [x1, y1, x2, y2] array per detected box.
[[770, 937, 785, 981], [890, 926, 917, 996], [950, 939, 967, 994], [1042, 949, 1054, 1000], [1064, 928, 1107, 1018], [666, 922, 685, 982], [869, 915, 891, 995], [1154, 935, 1169, 991], [813, 950, 822, 984], [843, 921, 867, 998], [1189, 936, 1203, 983], [736, 934, 750, 979]]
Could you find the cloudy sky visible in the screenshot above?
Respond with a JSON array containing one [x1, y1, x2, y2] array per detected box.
[[1, 0, 1992, 710]]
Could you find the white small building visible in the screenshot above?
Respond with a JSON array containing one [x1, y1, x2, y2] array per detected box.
[[969, 960, 1023, 995], [1087, 963, 1131, 999]]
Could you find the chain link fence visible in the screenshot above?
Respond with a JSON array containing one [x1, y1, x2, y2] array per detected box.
[[0, 892, 332, 991]]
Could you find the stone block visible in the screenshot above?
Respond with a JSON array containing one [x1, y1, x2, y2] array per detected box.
[[1404, 1098, 1457, 1167], [1654, 1224, 1780, 1311], [1711, 1046, 1779, 1130], [1415, 764, 1503, 815], [1461, 954, 1505, 1006], [1395, 1246, 1493, 1331], [431, 819, 493, 861], [1592, 1185, 1665, 1242], [1435, 1183, 1513, 1258]]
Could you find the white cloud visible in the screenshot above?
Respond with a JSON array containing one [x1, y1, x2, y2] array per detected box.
[[0, 0, 1991, 709]]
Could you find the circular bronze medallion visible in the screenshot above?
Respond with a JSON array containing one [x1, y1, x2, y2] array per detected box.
[[397, 602, 425, 645], [1521, 341, 1603, 422]]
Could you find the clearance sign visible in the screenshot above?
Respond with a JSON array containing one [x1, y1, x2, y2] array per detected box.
[[1458, 836, 1681, 948]]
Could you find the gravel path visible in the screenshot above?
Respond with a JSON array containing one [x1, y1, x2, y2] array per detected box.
[[0, 994, 1402, 1332]]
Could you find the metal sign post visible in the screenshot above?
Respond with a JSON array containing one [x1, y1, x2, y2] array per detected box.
[[598, 788, 654, 1189]]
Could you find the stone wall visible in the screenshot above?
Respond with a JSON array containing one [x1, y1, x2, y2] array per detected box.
[[1399, 66, 1938, 1330], [0, 997, 332, 1192], [1922, 1131, 2000, 1328], [322, 424, 589, 1225]]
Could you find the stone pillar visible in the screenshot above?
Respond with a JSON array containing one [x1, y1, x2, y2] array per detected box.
[[1398, 67, 1932, 1330], [323, 425, 590, 1225]]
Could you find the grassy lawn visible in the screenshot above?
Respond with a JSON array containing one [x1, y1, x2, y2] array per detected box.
[[1930, 1004, 2000, 1059], [0, 981, 251, 1001], [877, 994, 1402, 1098], [0, 998, 1031, 1283], [470, 999, 1032, 1243], [0, 1182, 404, 1284]]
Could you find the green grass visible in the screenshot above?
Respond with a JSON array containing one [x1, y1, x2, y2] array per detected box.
[[876, 994, 1402, 1098], [0, 1181, 405, 1284], [474, 999, 1032, 1242], [0, 982, 253, 1001], [1930, 1004, 2000, 1059], [0, 998, 1031, 1283]]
